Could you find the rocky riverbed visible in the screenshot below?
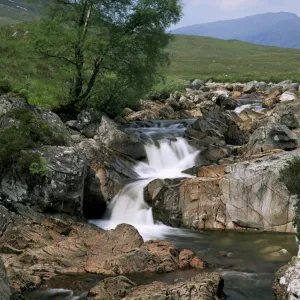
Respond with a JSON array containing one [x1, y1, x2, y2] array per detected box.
[[1, 78, 300, 299]]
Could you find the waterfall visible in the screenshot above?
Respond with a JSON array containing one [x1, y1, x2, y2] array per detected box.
[[92, 138, 199, 235]]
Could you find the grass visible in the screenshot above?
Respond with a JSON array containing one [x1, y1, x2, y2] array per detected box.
[[1, 22, 300, 110], [0, 0, 37, 26], [164, 35, 300, 82]]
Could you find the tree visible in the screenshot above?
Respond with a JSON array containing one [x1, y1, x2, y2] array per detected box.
[[30, 0, 182, 115]]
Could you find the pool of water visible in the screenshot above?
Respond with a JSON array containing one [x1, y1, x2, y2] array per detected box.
[[25, 227, 298, 300]]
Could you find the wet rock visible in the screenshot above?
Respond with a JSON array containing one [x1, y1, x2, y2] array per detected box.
[[123, 272, 225, 300], [146, 150, 300, 232], [122, 107, 134, 117], [246, 123, 298, 155], [179, 96, 196, 110], [274, 250, 300, 299], [96, 115, 145, 160], [88, 276, 136, 300], [201, 146, 229, 163], [0, 258, 11, 300]]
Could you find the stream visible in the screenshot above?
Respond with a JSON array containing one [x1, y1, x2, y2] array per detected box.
[[26, 99, 298, 299]]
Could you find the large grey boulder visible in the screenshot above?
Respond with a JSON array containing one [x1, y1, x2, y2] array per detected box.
[[1, 146, 88, 216], [243, 81, 258, 93], [280, 91, 297, 102], [186, 110, 244, 148], [96, 115, 145, 160], [0, 95, 71, 144], [246, 123, 298, 155], [190, 79, 205, 90], [0, 258, 11, 300], [145, 150, 300, 232]]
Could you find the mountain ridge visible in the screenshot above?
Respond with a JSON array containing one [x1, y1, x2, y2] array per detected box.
[[172, 12, 300, 48]]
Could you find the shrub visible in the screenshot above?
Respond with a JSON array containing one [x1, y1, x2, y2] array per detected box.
[[0, 79, 12, 93], [0, 108, 64, 177], [145, 78, 188, 100], [280, 157, 300, 241]]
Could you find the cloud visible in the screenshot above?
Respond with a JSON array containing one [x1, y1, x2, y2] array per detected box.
[[190, 0, 259, 11]]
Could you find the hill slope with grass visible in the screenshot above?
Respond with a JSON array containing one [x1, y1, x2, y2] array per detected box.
[[164, 34, 300, 82], [0, 0, 37, 26], [171, 12, 300, 49], [1, 23, 300, 110]]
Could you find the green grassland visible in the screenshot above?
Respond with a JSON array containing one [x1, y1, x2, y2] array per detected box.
[[0, 0, 37, 26], [1, 20, 300, 110], [165, 35, 300, 82]]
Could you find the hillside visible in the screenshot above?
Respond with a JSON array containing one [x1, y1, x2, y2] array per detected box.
[[0, 0, 37, 26], [171, 12, 300, 49], [164, 34, 300, 82]]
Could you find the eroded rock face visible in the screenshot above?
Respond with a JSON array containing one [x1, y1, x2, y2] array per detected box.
[[246, 123, 298, 155], [0, 258, 11, 300], [274, 250, 300, 300], [96, 115, 145, 160], [88, 272, 225, 300], [1, 146, 88, 216], [145, 151, 299, 232], [0, 202, 204, 292]]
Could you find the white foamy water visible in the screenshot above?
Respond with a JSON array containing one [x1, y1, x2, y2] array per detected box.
[[91, 138, 199, 239]]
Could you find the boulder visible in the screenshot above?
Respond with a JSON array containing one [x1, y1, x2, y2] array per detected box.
[[66, 109, 102, 138], [1, 146, 88, 216], [179, 96, 196, 110], [166, 98, 180, 110], [89, 272, 225, 300], [274, 250, 300, 299], [0, 202, 205, 291], [190, 79, 205, 90], [246, 123, 298, 155], [215, 94, 237, 110], [88, 276, 136, 300], [0, 258, 11, 300], [96, 115, 145, 160], [186, 110, 244, 148], [280, 91, 297, 102], [243, 81, 258, 93], [145, 150, 299, 232]]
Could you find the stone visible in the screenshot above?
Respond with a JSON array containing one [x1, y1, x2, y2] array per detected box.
[[0, 258, 11, 300], [96, 115, 145, 160], [179, 96, 196, 110], [215, 94, 237, 110], [89, 272, 225, 300], [243, 81, 258, 93], [122, 107, 134, 117], [145, 150, 300, 232], [190, 79, 205, 90], [246, 123, 298, 155], [274, 250, 300, 299], [1, 145, 88, 216], [166, 98, 180, 110], [280, 91, 297, 102], [88, 276, 136, 300]]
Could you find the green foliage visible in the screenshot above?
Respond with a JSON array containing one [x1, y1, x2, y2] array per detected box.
[[29, 157, 48, 177], [280, 158, 300, 241], [0, 78, 12, 93], [26, 0, 182, 113], [0, 108, 64, 176], [146, 78, 188, 100]]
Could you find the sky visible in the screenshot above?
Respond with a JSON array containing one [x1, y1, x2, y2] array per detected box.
[[173, 0, 300, 29]]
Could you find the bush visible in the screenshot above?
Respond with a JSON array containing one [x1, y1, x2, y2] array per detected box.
[[145, 78, 188, 100], [0, 78, 12, 93], [280, 157, 300, 241], [0, 108, 65, 176]]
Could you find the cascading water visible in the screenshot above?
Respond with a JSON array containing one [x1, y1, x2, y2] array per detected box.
[[92, 137, 199, 238]]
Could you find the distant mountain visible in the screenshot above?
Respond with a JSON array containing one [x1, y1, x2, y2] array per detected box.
[[172, 12, 300, 49], [0, 0, 37, 26]]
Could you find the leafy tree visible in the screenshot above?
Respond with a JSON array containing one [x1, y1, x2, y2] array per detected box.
[[29, 0, 182, 114]]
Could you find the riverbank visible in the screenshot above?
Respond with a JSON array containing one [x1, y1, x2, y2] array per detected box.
[[1, 78, 300, 299]]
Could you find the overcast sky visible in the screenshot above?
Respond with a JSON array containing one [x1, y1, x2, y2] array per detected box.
[[172, 0, 300, 29]]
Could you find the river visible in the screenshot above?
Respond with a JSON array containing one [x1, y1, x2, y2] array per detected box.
[[26, 101, 298, 299]]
